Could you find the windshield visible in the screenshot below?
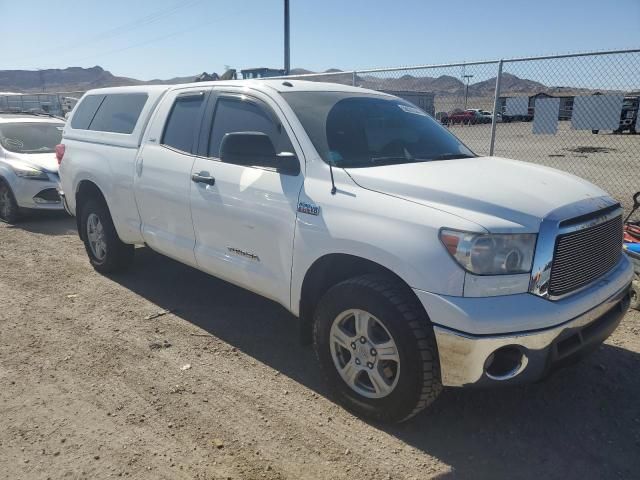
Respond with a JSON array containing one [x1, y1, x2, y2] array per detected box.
[[0, 122, 63, 154], [282, 91, 475, 168]]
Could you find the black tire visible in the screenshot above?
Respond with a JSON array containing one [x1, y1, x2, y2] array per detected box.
[[313, 274, 442, 423], [630, 280, 640, 311], [79, 198, 134, 273], [592, 129, 599, 134], [0, 178, 20, 224]]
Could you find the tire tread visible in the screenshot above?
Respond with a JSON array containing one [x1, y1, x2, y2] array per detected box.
[[314, 273, 442, 423]]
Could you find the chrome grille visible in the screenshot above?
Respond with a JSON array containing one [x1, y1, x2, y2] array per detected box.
[[549, 214, 623, 297]]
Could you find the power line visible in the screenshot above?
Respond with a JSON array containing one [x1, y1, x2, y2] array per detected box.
[[12, 0, 205, 63], [68, 19, 217, 64]]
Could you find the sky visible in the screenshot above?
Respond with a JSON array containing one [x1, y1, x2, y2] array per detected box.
[[2, 0, 639, 80]]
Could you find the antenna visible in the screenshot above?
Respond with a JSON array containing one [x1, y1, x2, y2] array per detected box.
[[329, 162, 337, 195]]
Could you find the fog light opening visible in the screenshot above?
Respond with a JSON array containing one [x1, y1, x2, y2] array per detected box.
[[484, 346, 528, 381]]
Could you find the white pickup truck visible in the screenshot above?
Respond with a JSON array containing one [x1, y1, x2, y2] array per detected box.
[[58, 80, 632, 422]]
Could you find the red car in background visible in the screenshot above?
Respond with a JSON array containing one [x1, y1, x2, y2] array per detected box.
[[444, 109, 487, 125]]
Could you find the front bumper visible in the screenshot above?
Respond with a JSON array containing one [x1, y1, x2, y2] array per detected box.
[[58, 189, 73, 216], [414, 255, 633, 387], [12, 175, 63, 211], [433, 282, 630, 386]]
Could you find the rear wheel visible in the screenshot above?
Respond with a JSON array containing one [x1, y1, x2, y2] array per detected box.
[[630, 280, 640, 311], [313, 274, 442, 423], [0, 179, 20, 224], [80, 198, 134, 273]]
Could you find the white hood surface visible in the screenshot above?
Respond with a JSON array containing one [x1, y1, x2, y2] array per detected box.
[[6, 152, 59, 174], [345, 156, 609, 232]]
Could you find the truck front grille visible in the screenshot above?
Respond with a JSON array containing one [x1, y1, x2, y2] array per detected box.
[[549, 214, 622, 297]]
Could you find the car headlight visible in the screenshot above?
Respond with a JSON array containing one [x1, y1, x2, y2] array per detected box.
[[439, 229, 537, 275], [10, 162, 49, 180]]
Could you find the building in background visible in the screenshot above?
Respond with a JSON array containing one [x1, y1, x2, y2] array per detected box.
[[0, 93, 63, 116], [498, 93, 575, 121], [378, 90, 435, 116]]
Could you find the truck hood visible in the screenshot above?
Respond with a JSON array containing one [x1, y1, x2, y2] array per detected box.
[[345, 156, 609, 232], [5, 151, 59, 173]]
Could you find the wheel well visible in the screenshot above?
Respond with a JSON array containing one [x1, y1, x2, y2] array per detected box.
[[75, 181, 106, 240], [298, 253, 420, 344]]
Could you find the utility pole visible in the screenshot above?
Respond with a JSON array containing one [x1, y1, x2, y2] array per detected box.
[[284, 0, 290, 75], [463, 74, 473, 109]]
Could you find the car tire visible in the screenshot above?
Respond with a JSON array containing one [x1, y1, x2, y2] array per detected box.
[[313, 273, 442, 423], [80, 198, 134, 273], [0, 178, 20, 224], [630, 280, 640, 311], [592, 129, 599, 134]]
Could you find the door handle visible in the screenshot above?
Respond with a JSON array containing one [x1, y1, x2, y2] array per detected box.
[[191, 172, 216, 186]]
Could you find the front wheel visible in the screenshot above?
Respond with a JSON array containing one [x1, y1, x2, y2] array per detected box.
[[0, 179, 20, 223], [313, 274, 442, 423], [80, 198, 134, 273]]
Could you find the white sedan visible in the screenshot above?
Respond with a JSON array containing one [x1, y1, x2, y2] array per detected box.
[[0, 113, 65, 223]]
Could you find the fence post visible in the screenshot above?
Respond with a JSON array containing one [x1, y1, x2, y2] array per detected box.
[[352, 71, 357, 87], [489, 60, 503, 156]]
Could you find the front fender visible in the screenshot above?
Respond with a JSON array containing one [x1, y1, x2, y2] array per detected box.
[[289, 176, 481, 315]]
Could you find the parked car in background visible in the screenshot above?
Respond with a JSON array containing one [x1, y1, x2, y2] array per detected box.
[[0, 112, 65, 222], [446, 109, 485, 125], [479, 110, 502, 123], [436, 111, 449, 124], [59, 80, 632, 423], [501, 111, 533, 123]]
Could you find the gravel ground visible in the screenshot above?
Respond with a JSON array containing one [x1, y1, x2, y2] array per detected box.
[[450, 122, 640, 211], [1, 213, 639, 480]]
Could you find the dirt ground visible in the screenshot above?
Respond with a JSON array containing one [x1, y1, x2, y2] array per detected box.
[[1, 213, 639, 480]]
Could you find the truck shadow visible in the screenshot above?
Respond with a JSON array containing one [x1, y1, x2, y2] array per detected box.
[[112, 247, 640, 480], [7, 212, 76, 236]]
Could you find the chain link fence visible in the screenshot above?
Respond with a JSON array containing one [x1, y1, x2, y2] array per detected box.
[[0, 91, 85, 117], [278, 49, 640, 210]]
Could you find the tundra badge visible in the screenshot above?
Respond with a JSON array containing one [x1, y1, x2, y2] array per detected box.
[[297, 201, 320, 216]]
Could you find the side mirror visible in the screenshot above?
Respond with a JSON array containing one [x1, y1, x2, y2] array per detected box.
[[220, 132, 299, 175], [274, 151, 300, 175]]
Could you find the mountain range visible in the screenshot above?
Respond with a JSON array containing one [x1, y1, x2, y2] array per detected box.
[[0, 66, 194, 94], [0, 65, 601, 97]]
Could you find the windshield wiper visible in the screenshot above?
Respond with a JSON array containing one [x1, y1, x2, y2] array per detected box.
[[429, 153, 475, 161], [370, 156, 413, 163]]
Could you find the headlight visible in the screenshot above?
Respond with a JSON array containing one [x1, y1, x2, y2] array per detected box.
[[10, 163, 49, 180], [440, 229, 537, 275]]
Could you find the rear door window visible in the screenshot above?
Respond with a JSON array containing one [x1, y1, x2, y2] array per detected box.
[[88, 93, 148, 134], [161, 93, 206, 153]]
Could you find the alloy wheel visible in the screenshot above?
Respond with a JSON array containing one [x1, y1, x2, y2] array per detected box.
[[86, 213, 107, 261], [329, 309, 400, 399]]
